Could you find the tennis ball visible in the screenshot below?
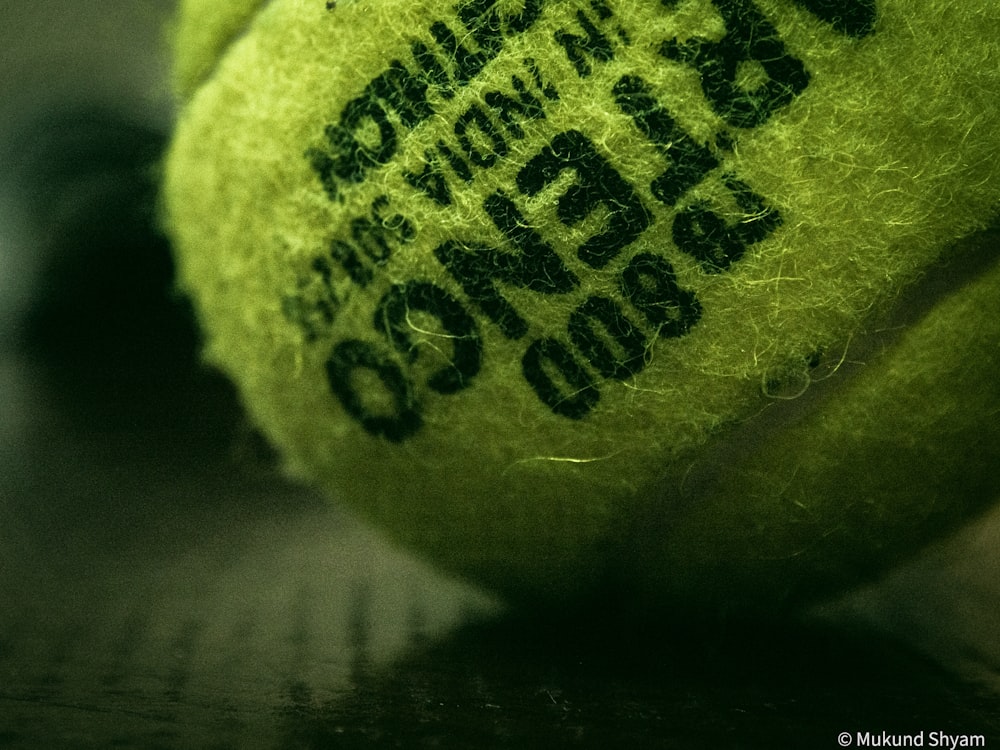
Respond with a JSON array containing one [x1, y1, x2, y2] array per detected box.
[[163, 0, 1000, 610], [169, 0, 268, 101]]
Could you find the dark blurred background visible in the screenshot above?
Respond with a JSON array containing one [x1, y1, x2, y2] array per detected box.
[[1, 2, 999, 747]]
